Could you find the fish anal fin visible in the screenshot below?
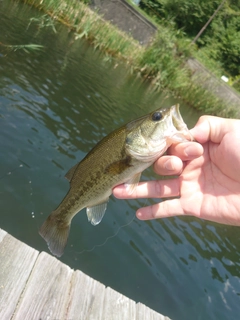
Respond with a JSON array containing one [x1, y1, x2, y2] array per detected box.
[[105, 156, 132, 175], [124, 172, 141, 195], [39, 215, 70, 257], [87, 199, 109, 226], [65, 163, 78, 182]]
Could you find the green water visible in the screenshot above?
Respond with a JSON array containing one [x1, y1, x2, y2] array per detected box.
[[1, 1, 240, 319]]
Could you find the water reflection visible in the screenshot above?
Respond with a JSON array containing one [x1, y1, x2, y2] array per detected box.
[[1, 1, 240, 320]]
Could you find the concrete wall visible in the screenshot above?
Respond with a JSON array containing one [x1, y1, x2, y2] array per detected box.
[[187, 58, 240, 114], [89, 0, 157, 45]]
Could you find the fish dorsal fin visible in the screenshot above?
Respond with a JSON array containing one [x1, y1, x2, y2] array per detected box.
[[124, 172, 141, 195], [86, 199, 109, 226], [65, 163, 78, 182]]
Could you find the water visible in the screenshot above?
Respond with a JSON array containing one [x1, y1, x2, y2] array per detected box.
[[1, 1, 240, 319]]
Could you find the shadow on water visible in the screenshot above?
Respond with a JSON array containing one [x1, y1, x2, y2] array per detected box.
[[1, 1, 240, 319]]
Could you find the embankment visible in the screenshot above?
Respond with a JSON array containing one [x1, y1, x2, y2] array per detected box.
[[89, 0, 240, 116], [22, 0, 240, 117]]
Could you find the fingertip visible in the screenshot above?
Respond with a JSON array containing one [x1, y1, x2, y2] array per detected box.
[[136, 206, 154, 220], [168, 141, 203, 160], [136, 209, 143, 219], [164, 158, 181, 171], [190, 118, 210, 143], [112, 185, 125, 199], [154, 156, 183, 176], [183, 142, 203, 158]]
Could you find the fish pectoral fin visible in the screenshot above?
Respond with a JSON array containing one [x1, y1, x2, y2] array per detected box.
[[87, 199, 109, 226], [65, 163, 78, 182], [124, 172, 141, 195], [105, 156, 132, 175]]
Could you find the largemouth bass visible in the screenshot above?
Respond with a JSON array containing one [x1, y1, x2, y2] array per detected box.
[[39, 104, 192, 257]]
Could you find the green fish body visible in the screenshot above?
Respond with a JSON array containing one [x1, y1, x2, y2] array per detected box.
[[39, 104, 192, 257]]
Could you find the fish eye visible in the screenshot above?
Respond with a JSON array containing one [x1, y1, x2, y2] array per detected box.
[[152, 111, 162, 121]]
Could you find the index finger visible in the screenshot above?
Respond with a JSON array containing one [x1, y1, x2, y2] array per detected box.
[[113, 178, 180, 199], [166, 141, 203, 160]]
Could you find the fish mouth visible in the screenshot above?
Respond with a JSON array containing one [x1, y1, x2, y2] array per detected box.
[[167, 104, 194, 142]]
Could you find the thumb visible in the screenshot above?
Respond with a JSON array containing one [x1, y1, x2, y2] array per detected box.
[[190, 115, 235, 144]]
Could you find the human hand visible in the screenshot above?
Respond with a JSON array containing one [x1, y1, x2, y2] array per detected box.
[[113, 116, 240, 226]]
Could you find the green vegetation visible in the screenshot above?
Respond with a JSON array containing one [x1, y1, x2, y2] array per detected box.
[[0, 42, 44, 53], [27, 14, 57, 33], [23, 0, 142, 59], [140, 0, 240, 91], [20, 0, 239, 117]]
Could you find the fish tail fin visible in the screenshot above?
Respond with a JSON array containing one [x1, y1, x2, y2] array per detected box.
[[39, 214, 70, 258]]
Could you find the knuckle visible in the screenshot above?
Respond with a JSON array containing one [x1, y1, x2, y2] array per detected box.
[[154, 180, 162, 196]]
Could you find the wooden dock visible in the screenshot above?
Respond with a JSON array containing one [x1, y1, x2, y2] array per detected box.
[[0, 228, 170, 320]]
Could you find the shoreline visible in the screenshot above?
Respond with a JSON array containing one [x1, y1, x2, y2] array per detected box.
[[21, 0, 240, 118]]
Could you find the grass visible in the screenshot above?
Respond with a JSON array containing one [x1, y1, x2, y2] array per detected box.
[[0, 42, 44, 53], [194, 47, 225, 79], [27, 14, 57, 33], [20, 0, 239, 118], [23, 0, 142, 59]]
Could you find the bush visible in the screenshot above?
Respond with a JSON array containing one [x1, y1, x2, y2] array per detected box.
[[137, 27, 192, 89], [140, 0, 240, 80]]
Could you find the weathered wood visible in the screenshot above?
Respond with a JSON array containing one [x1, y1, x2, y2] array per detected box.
[[0, 232, 38, 320], [66, 269, 106, 319], [0, 229, 171, 319], [0, 228, 7, 243], [102, 286, 136, 320], [12, 252, 73, 320]]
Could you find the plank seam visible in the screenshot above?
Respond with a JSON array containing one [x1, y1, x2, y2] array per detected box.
[[10, 251, 40, 320], [64, 268, 75, 319], [99, 282, 107, 319]]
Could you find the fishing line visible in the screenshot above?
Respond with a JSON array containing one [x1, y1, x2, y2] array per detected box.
[[75, 212, 135, 255], [75, 198, 148, 255], [0, 163, 23, 180]]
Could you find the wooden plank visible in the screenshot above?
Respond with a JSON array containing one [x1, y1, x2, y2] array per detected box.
[[0, 233, 38, 320], [66, 269, 106, 319], [12, 252, 73, 320], [136, 302, 171, 320], [0, 228, 7, 243], [0, 229, 171, 320], [102, 286, 136, 320]]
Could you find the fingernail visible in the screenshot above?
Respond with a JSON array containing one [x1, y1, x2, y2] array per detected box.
[[136, 211, 143, 219], [164, 159, 175, 171], [184, 145, 198, 157]]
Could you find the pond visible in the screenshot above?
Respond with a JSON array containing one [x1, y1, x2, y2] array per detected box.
[[1, 1, 240, 319]]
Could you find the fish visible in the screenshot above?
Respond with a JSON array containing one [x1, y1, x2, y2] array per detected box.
[[39, 104, 193, 257]]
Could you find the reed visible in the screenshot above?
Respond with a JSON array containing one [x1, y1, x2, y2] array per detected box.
[[21, 0, 239, 118], [0, 42, 44, 53], [23, 0, 142, 60], [27, 14, 57, 33]]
